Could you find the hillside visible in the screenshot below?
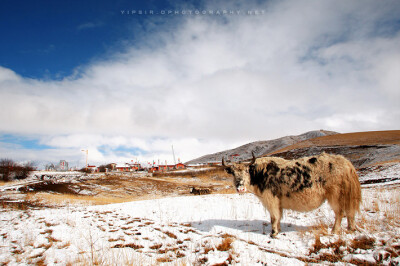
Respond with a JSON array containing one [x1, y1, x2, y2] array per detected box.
[[267, 130, 400, 168], [186, 130, 338, 165]]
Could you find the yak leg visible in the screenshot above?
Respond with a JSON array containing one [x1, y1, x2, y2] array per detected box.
[[332, 210, 344, 234], [327, 189, 344, 234], [346, 209, 356, 231], [269, 206, 282, 237], [278, 206, 283, 232]]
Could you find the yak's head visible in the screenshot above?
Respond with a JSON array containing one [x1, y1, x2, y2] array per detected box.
[[222, 153, 256, 193]]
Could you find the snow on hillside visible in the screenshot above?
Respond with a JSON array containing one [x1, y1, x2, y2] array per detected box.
[[1, 164, 400, 265], [359, 163, 400, 187], [186, 130, 338, 165]]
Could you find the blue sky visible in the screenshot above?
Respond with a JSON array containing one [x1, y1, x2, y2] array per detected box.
[[0, 0, 399, 168], [0, 0, 186, 79]]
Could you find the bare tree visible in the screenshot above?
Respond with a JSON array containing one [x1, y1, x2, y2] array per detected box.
[[0, 159, 35, 181], [98, 164, 113, 173], [0, 158, 14, 181]]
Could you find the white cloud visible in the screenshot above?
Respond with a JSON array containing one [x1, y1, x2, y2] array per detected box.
[[1, 0, 400, 164]]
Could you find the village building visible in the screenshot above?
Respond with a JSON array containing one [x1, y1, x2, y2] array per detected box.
[[113, 163, 142, 172], [45, 163, 56, 171], [175, 163, 186, 169], [57, 160, 69, 171], [87, 165, 98, 173], [150, 163, 186, 173], [115, 164, 131, 172]]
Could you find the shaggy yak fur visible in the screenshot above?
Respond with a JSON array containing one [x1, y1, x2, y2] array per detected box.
[[223, 152, 361, 237]]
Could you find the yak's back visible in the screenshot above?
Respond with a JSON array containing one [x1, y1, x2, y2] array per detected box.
[[249, 153, 358, 197]]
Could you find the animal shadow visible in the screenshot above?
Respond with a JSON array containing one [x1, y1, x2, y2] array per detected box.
[[191, 219, 309, 235]]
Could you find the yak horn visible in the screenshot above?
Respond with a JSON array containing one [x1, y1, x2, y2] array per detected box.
[[250, 151, 256, 165], [222, 157, 227, 167]]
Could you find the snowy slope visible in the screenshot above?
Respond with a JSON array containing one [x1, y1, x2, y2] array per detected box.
[[1, 164, 400, 265], [186, 130, 338, 164]]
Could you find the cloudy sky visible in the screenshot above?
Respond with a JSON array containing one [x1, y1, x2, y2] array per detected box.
[[0, 0, 399, 168]]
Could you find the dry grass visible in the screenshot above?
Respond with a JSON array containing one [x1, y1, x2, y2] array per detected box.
[[383, 191, 400, 227], [350, 236, 375, 250], [203, 245, 213, 254], [0, 180, 9, 186], [153, 167, 229, 179], [157, 256, 174, 263], [3, 166, 235, 209], [309, 235, 379, 264], [180, 223, 192, 227], [57, 241, 71, 249], [149, 243, 162, 250], [310, 236, 346, 255], [304, 187, 400, 264], [108, 236, 124, 242], [27, 192, 135, 205], [216, 236, 235, 251], [163, 231, 178, 239], [111, 243, 144, 249], [358, 187, 400, 232], [298, 218, 329, 238]]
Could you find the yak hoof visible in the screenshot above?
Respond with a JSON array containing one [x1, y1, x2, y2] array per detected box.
[[347, 226, 356, 232], [270, 230, 278, 238]]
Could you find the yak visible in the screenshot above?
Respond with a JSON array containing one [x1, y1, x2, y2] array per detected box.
[[222, 152, 361, 237]]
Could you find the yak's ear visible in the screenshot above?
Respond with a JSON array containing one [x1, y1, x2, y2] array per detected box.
[[250, 151, 256, 165]]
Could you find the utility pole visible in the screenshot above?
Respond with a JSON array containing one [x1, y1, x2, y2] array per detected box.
[[172, 145, 176, 166], [81, 149, 88, 171]]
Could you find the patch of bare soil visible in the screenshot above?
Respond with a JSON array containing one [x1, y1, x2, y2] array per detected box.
[[1, 169, 235, 207]]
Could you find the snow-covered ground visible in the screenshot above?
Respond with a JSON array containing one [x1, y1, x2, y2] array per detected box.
[[359, 163, 400, 187], [1, 164, 399, 265]]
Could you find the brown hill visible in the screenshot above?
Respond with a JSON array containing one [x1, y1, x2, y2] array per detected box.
[[266, 130, 400, 168], [185, 130, 338, 165]]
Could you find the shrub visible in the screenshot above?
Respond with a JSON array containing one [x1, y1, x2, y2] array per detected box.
[[0, 159, 35, 181], [14, 162, 35, 180], [98, 164, 113, 173], [0, 158, 14, 181], [79, 167, 92, 174]]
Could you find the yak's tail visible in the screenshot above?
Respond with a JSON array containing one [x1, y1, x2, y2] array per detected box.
[[343, 165, 362, 214]]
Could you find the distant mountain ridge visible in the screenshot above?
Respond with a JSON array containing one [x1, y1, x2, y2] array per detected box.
[[268, 130, 400, 168], [185, 130, 338, 165]]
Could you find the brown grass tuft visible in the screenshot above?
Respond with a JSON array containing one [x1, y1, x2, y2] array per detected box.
[[157, 256, 174, 263], [216, 237, 234, 251], [310, 235, 346, 255], [46, 235, 61, 243], [57, 241, 71, 249], [176, 251, 185, 258], [150, 244, 162, 250], [180, 223, 192, 227], [112, 243, 144, 249], [164, 231, 178, 239], [203, 244, 213, 254], [350, 236, 375, 250]]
